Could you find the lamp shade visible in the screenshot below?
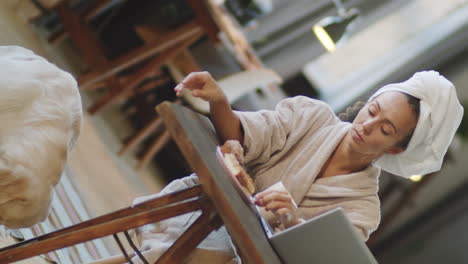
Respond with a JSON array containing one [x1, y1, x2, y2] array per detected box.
[[313, 8, 359, 52]]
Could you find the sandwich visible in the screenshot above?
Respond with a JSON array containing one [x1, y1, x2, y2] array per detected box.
[[220, 140, 255, 196]]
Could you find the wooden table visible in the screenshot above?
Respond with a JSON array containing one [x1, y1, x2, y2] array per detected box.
[[0, 102, 282, 264]]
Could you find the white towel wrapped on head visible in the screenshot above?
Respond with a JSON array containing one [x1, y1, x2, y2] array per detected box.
[[369, 71, 464, 178]]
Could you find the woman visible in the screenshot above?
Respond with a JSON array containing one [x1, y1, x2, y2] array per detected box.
[[132, 70, 463, 263]]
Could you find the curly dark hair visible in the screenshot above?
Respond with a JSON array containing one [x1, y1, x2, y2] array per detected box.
[[338, 101, 366, 123], [338, 93, 420, 149]]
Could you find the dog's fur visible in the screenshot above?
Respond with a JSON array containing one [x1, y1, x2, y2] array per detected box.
[[0, 46, 82, 228]]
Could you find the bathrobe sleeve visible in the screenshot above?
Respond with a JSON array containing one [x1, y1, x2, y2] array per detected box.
[[234, 96, 339, 166]]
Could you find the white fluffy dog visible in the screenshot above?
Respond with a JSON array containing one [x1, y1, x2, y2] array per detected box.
[[0, 46, 82, 228]]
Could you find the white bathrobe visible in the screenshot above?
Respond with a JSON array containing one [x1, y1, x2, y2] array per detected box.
[[133, 96, 380, 263], [238, 96, 381, 240]]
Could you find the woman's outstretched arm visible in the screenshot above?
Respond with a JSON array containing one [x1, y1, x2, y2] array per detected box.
[[174, 71, 244, 143]]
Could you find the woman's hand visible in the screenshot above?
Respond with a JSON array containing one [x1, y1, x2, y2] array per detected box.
[[174, 71, 227, 104], [174, 71, 244, 144], [254, 189, 302, 227]]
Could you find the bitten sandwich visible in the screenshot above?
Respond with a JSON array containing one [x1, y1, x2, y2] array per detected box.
[[220, 140, 255, 196]]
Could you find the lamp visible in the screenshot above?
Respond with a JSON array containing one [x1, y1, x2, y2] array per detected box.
[[313, 0, 359, 52], [409, 174, 424, 182]]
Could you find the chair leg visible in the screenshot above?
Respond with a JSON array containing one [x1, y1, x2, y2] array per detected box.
[[118, 117, 164, 155], [155, 202, 223, 264], [137, 129, 172, 170]]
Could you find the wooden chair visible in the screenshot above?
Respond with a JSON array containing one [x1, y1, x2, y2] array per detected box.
[[41, 1, 217, 171], [48, 0, 218, 114], [0, 185, 223, 264], [0, 102, 282, 264]]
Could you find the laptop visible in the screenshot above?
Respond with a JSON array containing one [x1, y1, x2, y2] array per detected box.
[[268, 207, 378, 264]]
